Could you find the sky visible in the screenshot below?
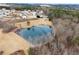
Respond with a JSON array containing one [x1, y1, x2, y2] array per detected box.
[[0, 0, 79, 4]]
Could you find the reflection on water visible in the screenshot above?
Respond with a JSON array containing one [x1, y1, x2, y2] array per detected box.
[[17, 25, 54, 45]]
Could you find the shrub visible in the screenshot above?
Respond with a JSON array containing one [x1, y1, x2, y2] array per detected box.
[[72, 36, 79, 45]]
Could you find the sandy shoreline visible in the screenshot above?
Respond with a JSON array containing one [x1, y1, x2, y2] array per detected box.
[[0, 29, 31, 55]]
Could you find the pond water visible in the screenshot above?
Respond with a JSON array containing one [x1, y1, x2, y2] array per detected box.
[[17, 25, 54, 45]]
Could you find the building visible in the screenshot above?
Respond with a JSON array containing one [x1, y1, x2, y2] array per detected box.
[[0, 3, 11, 9]]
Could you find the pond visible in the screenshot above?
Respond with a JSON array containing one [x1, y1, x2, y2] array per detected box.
[[16, 25, 54, 45]]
